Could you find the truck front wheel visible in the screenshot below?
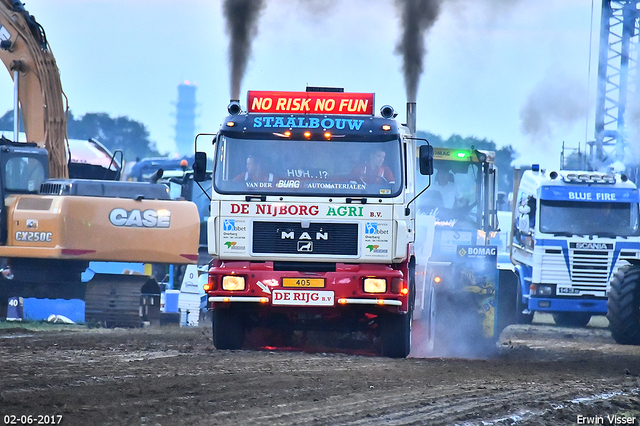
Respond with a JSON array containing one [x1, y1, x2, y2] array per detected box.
[[552, 312, 591, 328], [607, 265, 640, 345], [212, 308, 245, 350], [380, 312, 412, 358]]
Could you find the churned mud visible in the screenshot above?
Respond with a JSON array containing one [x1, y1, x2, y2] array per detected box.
[[1, 315, 639, 425]]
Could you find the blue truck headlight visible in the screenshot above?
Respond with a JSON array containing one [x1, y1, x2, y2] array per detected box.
[[531, 284, 554, 296]]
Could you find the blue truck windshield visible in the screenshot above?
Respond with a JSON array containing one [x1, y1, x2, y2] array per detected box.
[[540, 200, 640, 237], [213, 136, 402, 197]]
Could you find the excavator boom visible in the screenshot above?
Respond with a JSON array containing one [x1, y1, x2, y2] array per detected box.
[[0, 0, 68, 178]]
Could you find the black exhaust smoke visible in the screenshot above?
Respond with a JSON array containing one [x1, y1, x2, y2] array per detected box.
[[394, 0, 443, 102], [223, 0, 266, 100]]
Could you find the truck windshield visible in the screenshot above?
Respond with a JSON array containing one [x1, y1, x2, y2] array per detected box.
[[417, 159, 481, 226], [539, 200, 640, 237], [213, 136, 402, 197]]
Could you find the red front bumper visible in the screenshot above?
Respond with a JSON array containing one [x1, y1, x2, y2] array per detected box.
[[206, 260, 409, 313]]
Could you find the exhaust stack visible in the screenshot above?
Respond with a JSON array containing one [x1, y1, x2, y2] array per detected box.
[[406, 102, 416, 136], [228, 99, 242, 115]]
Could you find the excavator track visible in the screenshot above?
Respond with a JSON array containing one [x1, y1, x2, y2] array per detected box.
[[84, 274, 160, 328]]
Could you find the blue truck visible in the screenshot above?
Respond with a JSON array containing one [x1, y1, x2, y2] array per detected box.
[[511, 167, 640, 327]]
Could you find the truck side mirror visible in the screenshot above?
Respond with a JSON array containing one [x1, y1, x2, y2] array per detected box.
[[419, 145, 434, 175], [193, 152, 207, 182]]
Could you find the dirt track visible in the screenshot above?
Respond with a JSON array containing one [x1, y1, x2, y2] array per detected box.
[[1, 316, 639, 426]]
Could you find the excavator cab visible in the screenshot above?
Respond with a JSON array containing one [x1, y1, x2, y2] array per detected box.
[[0, 138, 49, 244]]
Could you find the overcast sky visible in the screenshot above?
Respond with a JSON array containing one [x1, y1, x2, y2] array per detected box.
[[1, 0, 599, 170]]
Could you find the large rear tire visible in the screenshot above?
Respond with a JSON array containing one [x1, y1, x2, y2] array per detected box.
[[496, 270, 518, 332], [552, 312, 591, 328], [426, 286, 443, 352], [212, 308, 245, 350], [426, 287, 489, 356], [607, 265, 640, 345], [380, 312, 412, 358]]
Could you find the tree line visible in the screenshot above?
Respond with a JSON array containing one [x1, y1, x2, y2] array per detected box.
[[0, 110, 162, 161], [418, 130, 517, 193], [0, 109, 520, 192]]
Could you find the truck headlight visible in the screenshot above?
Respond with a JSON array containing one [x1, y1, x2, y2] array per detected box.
[[531, 284, 553, 296], [222, 275, 245, 291], [364, 278, 386, 293], [538, 285, 554, 296]]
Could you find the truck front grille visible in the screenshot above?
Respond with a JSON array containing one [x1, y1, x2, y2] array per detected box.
[[253, 221, 358, 256], [570, 249, 610, 286], [540, 246, 612, 293]]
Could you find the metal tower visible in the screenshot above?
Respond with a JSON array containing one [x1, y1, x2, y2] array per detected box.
[[592, 0, 640, 172], [174, 81, 197, 156]]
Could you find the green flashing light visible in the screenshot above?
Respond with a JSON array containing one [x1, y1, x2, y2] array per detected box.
[[455, 152, 467, 159]]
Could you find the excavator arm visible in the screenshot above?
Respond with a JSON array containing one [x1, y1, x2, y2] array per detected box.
[[0, 0, 68, 178]]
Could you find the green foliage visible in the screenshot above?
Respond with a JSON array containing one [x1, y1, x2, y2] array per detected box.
[[0, 110, 20, 132], [0, 110, 161, 162], [67, 112, 161, 161], [562, 150, 589, 170], [417, 130, 517, 193]]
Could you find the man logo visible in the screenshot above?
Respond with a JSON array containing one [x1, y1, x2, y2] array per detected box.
[[298, 241, 313, 252]]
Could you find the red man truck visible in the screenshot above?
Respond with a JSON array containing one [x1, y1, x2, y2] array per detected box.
[[193, 87, 432, 357]]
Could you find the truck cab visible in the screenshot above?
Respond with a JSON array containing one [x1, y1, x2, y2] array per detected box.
[[0, 138, 49, 245], [195, 89, 432, 357], [414, 146, 509, 355], [511, 168, 640, 327]]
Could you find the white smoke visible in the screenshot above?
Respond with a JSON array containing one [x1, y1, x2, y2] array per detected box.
[[517, 70, 590, 167], [621, 92, 640, 167]]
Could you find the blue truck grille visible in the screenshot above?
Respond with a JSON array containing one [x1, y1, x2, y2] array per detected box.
[[253, 221, 358, 256]]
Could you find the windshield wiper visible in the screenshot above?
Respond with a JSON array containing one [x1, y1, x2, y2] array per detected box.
[[552, 232, 576, 237], [593, 233, 626, 239]]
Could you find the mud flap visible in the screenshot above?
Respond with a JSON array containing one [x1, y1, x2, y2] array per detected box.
[[85, 274, 159, 328]]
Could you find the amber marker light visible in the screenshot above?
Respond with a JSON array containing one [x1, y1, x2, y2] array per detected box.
[[226, 121, 235, 127], [324, 132, 331, 139], [338, 298, 347, 305], [377, 299, 385, 305], [434, 276, 442, 284], [382, 124, 391, 131], [390, 278, 403, 294], [222, 297, 230, 302], [284, 130, 291, 137], [205, 276, 217, 291], [400, 287, 409, 296], [260, 297, 269, 303], [304, 131, 312, 139]]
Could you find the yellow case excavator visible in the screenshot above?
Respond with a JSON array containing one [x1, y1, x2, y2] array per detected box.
[[0, 0, 201, 326]]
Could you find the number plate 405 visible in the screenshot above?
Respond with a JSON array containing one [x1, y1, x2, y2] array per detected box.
[[282, 278, 325, 288]]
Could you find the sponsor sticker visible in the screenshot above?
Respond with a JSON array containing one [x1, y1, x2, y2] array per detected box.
[[272, 290, 334, 306]]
